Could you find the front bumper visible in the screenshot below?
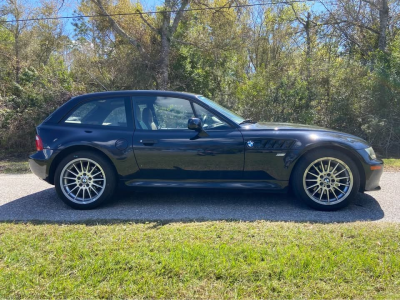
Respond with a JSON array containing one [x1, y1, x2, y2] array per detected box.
[[356, 149, 384, 192], [363, 163, 383, 191], [29, 149, 57, 183]]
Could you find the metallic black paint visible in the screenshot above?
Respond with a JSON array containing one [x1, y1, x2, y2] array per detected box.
[[29, 90, 383, 193], [132, 129, 244, 180]]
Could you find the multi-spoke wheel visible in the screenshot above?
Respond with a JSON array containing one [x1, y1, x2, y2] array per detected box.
[[303, 157, 353, 204], [292, 149, 360, 210], [55, 151, 116, 209], [60, 158, 106, 204]]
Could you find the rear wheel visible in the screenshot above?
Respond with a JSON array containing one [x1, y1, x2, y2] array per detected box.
[[292, 149, 360, 211], [55, 151, 116, 209]]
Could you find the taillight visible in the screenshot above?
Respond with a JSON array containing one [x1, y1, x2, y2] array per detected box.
[[35, 135, 43, 151]]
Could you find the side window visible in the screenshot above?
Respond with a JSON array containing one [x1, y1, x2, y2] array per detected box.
[[134, 96, 195, 130], [193, 102, 231, 130], [103, 106, 126, 126], [65, 98, 127, 127]]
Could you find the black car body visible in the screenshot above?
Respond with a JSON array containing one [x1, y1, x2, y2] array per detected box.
[[29, 90, 383, 210]]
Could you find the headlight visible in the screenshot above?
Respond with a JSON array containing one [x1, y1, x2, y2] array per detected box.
[[364, 147, 377, 160]]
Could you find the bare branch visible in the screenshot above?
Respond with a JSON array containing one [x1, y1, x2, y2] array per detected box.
[[289, 4, 305, 26], [170, 0, 189, 35], [137, 9, 158, 34], [57, 0, 65, 12], [349, 21, 380, 34], [87, 71, 109, 91], [91, 0, 145, 55], [318, 0, 368, 55], [360, 0, 379, 10], [320, 19, 380, 34]]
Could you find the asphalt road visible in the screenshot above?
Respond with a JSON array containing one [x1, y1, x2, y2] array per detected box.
[[0, 172, 399, 223]]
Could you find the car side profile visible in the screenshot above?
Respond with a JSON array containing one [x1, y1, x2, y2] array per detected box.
[[29, 91, 383, 210]]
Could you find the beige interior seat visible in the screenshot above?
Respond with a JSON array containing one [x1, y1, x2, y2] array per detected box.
[[142, 107, 157, 130]]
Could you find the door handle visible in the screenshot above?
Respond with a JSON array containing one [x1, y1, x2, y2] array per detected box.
[[140, 139, 158, 145]]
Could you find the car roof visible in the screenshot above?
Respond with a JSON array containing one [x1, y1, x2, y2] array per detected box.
[[74, 90, 201, 100], [44, 90, 202, 124]]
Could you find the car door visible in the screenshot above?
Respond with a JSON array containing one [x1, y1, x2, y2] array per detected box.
[[131, 95, 244, 180]]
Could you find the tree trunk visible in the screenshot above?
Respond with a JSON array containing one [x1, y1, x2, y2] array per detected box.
[[378, 0, 389, 52], [14, 22, 20, 84], [305, 12, 312, 109], [159, 25, 170, 90], [158, 0, 173, 90]]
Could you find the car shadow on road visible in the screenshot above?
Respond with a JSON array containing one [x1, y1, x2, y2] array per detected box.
[[0, 187, 385, 223]]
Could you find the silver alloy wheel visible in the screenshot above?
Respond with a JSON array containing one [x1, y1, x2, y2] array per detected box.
[[60, 158, 106, 204], [302, 157, 353, 205]]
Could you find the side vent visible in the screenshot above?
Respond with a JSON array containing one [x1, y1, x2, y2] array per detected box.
[[262, 139, 295, 150]]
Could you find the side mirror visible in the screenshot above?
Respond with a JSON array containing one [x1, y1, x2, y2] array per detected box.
[[188, 118, 202, 131]]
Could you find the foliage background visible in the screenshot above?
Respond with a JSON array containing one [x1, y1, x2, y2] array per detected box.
[[0, 0, 399, 157]]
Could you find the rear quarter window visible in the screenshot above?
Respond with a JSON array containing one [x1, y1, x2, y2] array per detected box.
[[65, 98, 128, 127]]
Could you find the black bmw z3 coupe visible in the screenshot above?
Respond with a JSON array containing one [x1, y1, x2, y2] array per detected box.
[[29, 90, 383, 210]]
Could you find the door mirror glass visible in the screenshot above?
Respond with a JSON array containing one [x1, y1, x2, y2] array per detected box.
[[188, 118, 202, 131]]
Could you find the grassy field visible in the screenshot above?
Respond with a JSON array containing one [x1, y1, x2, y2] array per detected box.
[[383, 159, 400, 171], [0, 222, 399, 299], [0, 159, 30, 174], [0, 153, 30, 174]]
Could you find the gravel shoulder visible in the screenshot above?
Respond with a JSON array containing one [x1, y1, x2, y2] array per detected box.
[[0, 172, 399, 223]]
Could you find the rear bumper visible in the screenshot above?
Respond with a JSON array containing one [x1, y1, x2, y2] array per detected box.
[[29, 150, 56, 184]]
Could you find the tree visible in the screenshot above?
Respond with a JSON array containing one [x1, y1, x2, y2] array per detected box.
[[1, 0, 33, 83], [319, 0, 395, 56], [290, 5, 318, 109], [91, 0, 189, 89]]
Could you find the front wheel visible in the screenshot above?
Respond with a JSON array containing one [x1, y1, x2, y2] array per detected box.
[[54, 151, 116, 209], [292, 149, 360, 211]]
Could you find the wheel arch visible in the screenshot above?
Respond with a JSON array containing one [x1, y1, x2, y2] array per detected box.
[[48, 145, 117, 185], [289, 144, 366, 192]]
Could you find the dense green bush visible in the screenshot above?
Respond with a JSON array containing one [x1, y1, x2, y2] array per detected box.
[[0, 59, 76, 152]]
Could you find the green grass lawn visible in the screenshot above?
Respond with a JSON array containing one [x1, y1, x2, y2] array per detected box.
[[383, 159, 400, 171], [0, 159, 30, 174], [0, 153, 31, 174], [0, 222, 399, 299]]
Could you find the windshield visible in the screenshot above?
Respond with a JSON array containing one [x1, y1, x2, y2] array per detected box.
[[197, 96, 245, 125]]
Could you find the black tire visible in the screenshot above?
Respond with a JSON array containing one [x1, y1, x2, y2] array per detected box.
[[291, 149, 360, 211], [54, 151, 117, 209]]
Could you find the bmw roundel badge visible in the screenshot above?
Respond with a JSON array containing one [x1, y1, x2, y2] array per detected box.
[[246, 140, 254, 148]]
